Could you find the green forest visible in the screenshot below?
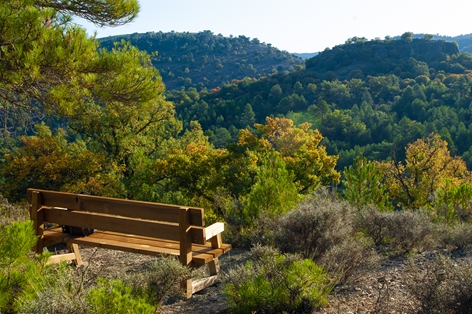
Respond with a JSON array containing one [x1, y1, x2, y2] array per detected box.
[[2, 1, 472, 313]]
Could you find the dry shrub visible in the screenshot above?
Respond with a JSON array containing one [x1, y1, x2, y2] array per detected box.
[[0, 196, 28, 226], [406, 254, 472, 314], [319, 236, 379, 284], [357, 207, 434, 253], [438, 222, 472, 251], [274, 191, 356, 260], [15, 264, 89, 314], [124, 256, 191, 305], [268, 190, 378, 284]]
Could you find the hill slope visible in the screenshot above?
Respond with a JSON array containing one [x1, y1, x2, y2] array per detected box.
[[99, 31, 304, 91], [166, 37, 472, 169]]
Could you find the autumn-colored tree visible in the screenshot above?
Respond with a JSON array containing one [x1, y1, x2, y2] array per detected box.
[[1, 124, 124, 201], [152, 122, 228, 210], [377, 133, 472, 210], [238, 117, 340, 194]]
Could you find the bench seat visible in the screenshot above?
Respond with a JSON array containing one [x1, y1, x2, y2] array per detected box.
[[42, 227, 231, 265]]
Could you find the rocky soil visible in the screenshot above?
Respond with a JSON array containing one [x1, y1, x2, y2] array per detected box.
[[74, 246, 472, 314]]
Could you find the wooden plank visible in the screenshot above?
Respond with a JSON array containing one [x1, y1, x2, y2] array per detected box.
[[43, 208, 181, 242], [205, 222, 225, 240], [208, 258, 220, 276], [42, 228, 231, 260], [27, 189, 204, 226], [210, 234, 223, 249], [69, 243, 83, 266], [88, 231, 230, 257], [63, 235, 214, 265], [31, 191, 44, 254], [47, 253, 76, 264], [192, 275, 219, 294], [179, 207, 192, 266], [42, 208, 205, 244]]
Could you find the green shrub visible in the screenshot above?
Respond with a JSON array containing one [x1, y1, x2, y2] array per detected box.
[[251, 192, 378, 284], [87, 278, 156, 314], [0, 220, 52, 312], [15, 263, 88, 314], [223, 246, 333, 314]]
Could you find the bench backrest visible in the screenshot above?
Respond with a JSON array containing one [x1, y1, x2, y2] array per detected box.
[[28, 188, 207, 244]]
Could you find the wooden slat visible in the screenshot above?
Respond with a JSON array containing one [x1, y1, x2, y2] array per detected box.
[[88, 231, 230, 257], [192, 275, 219, 294], [31, 191, 44, 254], [180, 207, 192, 266], [64, 234, 213, 265], [27, 189, 204, 226], [47, 253, 76, 264], [42, 208, 205, 244], [42, 228, 230, 263], [205, 222, 224, 240]]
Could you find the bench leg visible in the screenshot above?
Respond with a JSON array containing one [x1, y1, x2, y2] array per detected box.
[[181, 278, 193, 299], [208, 258, 220, 276], [68, 243, 83, 266]]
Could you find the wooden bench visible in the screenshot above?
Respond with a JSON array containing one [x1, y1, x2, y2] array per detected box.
[[27, 188, 231, 297]]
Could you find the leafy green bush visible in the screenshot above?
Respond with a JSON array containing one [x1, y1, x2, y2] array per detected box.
[[223, 246, 333, 314], [0, 220, 52, 312], [87, 278, 156, 314], [15, 263, 88, 314]]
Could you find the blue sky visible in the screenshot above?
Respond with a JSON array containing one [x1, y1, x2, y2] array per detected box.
[[79, 0, 472, 53]]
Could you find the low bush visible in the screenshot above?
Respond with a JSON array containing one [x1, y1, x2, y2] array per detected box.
[[0, 220, 52, 313], [0, 196, 28, 227], [406, 254, 472, 313], [223, 246, 333, 314], [15, 264, 88, 314], [125, 256, 192, 305], [264, 191, 378, 283], [273, 190, 356, 260], [357, 207, 435, 253], [87, 278, 156, 314], [319, 235, 378, 284], [438, 222, 472, 251]]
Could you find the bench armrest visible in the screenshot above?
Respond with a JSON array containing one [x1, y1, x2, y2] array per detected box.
[[205, 222, 224, 241]]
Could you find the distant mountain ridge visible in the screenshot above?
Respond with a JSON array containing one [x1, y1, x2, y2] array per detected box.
[[99, 31, 304, 91], [292, 52, 318, 59], [305, 37, 460, 80], [393, 33, 472, 54]]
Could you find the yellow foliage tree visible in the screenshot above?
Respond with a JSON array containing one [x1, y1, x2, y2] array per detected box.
[[239, 117, 340, 193], [1, 124, 124, 201], [377, 133, 472, 209]]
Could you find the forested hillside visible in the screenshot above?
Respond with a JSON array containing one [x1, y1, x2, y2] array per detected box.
[[406, 33, 472, 54], [99, 31, 304, 90], [2, 1, 472, 312], [167, 34, 472, 170]]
